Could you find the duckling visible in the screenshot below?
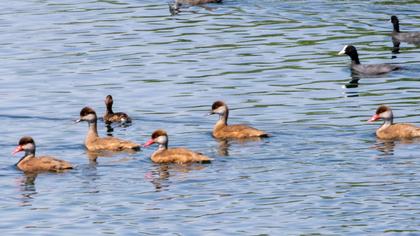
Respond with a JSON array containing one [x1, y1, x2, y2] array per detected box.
[[209, 101, 268, 139], [143, 129, 212, 164], [103, 95, 132, 125], [76, 107, 140, 151], [368, 105, 420, 139], [12, 136, 73, 172]]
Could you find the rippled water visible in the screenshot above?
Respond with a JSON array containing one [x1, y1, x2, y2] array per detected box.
[[0, 0, 419, 235]]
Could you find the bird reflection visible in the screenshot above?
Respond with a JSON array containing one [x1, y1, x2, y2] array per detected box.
[[372, 140, 396, 156], [392, 38, 401, 54], [106, 124, 114, 134], [372, 139, 420, 157], [105, 122, 132, 135], [168, 1, 217, 16], [343, 76, 360, 89], [146, 163, 207, 191], [86, 151, 102, 164], [216, 137, 265, 156], [217, 139, 230, 156], [17, 172, 38, 206], [86, 149, 137, 164], [391, 37, 420, 55]]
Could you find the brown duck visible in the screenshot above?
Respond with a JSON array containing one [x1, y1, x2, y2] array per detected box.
[[143, 129, 212, 164], [208, 101, 268, 139], [12, 137, 73, 172], [368, 105, 420, 139], [76, 107, 140, 151], [103, 95, 132, 124]]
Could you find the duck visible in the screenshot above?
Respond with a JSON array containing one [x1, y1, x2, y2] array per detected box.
[[208, 101, 268, 139], [76, 107, 140, 152], [368, 105, 420, 139], [169, 0, 222, 15], [103, 95, 132, 125], [143, 129, 212, 164], [338, 45, 400, 75], [12, 136, 73, 172], [390, 15, 420, 45]]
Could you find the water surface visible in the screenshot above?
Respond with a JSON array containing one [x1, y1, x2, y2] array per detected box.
[[0, 0, 420, 235]]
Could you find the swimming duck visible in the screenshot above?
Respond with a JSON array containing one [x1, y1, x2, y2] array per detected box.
[[12, 136, 73, 172], [143, 129, 212, 164], [103, 95, 132, 124], [169, 0, 222, 15], [76, 107, 140, 151], [391, 15, 420, 45], [208, 101, 268, 139], [368, 105, 420, 139], [338, 45, 400, 75]]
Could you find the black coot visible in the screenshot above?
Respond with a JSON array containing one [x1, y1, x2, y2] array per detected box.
[[391, 15, 420, 45], [338, 45, 400, 75]]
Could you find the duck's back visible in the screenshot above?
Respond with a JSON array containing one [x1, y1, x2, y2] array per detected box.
[[377, 123, 420, 139], [86, 136, 140, 151], [18, 156, 73, 172], [214, 124, 268, 139], [152, 148, 211, 164], [104, 112, 131, 123]]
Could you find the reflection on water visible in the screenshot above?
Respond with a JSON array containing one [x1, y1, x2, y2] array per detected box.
[[86, 149, 138, 164], [146, 163, 208, 191], [217, 139, 230, 156], [343, 77, 360, 89], [105, 122, 132, 134], [169, 0, 220, 15], [372, 140, 396, 156], [373, 138, 420, 157], [216, 137, 266, 156], [106, 125, 114, 134], [392, 38, 401, 54], [17, 172, 37, 207]]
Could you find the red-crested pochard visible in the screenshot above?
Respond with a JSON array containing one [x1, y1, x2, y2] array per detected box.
[[368, 105, 420, 139], [12, 137, 73, 172], [76, 107, 140, 151], [104, 95, 132, 124], [208, 101, 268, 139], [143, 129, 212, 164]]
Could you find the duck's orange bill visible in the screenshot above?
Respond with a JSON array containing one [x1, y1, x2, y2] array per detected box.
[[368, 114, 380, 122], [143, 139, 155, 147], [12, 145, 23, 155]]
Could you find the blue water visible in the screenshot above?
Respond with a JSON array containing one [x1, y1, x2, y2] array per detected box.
[[0, 0, 419, 235]]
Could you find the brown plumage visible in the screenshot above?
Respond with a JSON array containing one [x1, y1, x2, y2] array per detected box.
[[12, 136, 73, 172], [209, 101, 268, 139], [368, 105, 420, 139], [76, 107, 140, 152], [143, 129, 212, 164], [103, 95, 132, 124]]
